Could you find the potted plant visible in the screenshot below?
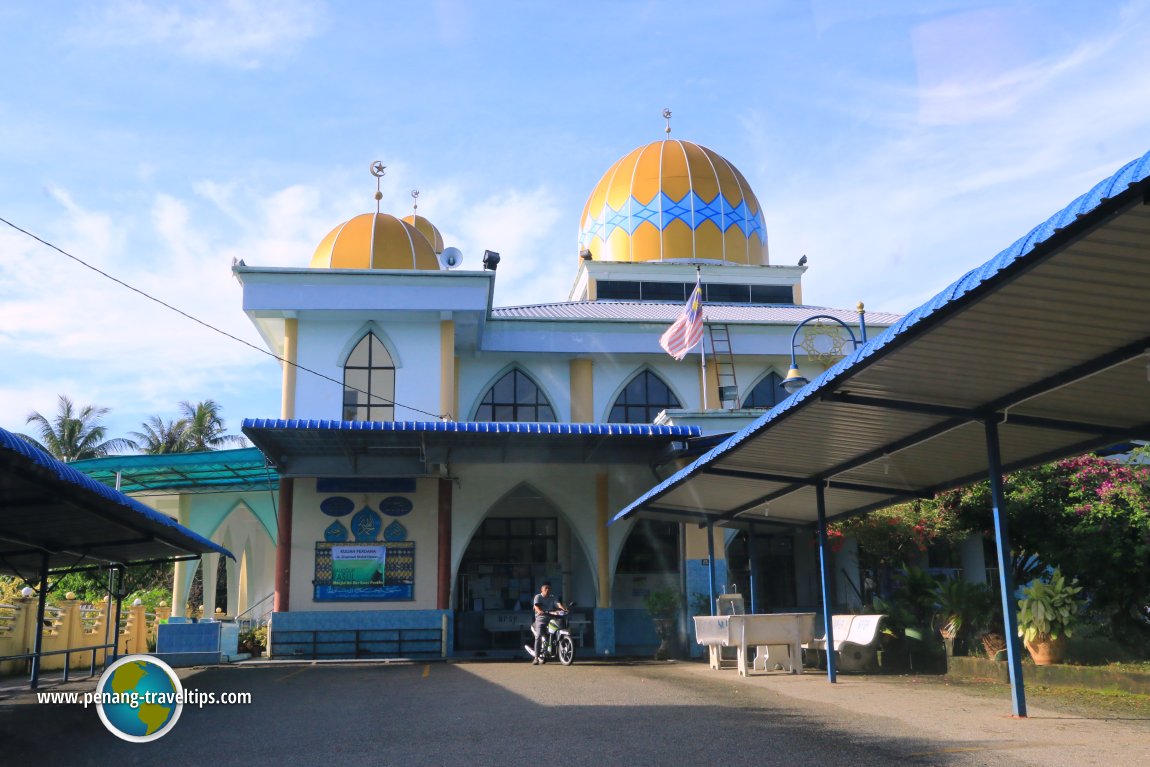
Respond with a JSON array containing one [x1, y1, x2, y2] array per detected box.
[[933, 579, 992, 657], [644, 589, 683, 660], [1016, 568, 1083, 665]]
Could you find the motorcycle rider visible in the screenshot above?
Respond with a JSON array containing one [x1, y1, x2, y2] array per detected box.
[[531, 582, 566, 664]]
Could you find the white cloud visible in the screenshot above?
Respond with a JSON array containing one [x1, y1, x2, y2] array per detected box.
[[745, 1, 1150, 317], [0, 163, 573, 438], [75, 0, 324, 67], [449, 187, 566, 306]]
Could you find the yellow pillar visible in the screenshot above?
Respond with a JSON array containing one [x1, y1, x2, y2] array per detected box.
[[172, 494, 193, 618], [128, 603, 148, 654], [440, 319, 456, 420], [569, 359, 594, 422], [61, 596, 83, 668], [596, 474, 610, 608], [454, 359, 460, 419], [281, 317, 299, 419], [793, 283, 803, 305], [201, 554, 219, 620]]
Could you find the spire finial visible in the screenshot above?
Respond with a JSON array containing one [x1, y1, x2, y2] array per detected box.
[[411, 189, 420, 216], [662, 107, 672, 135], [370, 161, 386, 214]]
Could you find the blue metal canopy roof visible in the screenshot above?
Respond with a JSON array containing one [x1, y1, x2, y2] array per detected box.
[[243, 418, 702, 478], [243, 418, 699, 436], [0, 427, 233, 576], [615, 147, 1150, 527]]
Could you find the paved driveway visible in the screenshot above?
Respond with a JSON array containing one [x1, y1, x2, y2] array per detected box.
[[2, 660, 1146, 766]]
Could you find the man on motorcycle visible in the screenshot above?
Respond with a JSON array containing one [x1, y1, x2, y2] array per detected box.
[[532, 582, 566, 664]]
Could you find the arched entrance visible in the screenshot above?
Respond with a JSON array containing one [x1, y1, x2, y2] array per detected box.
[[610, 519, 682, 608], [454, 484, 592, 652]]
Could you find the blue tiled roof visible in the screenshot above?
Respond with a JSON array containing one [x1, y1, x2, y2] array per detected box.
[[243, 418, 701, 438], [0, 426, 233, 559], [615, 147, 1150, 523]]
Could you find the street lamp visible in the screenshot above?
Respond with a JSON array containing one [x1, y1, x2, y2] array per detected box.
[[782, 303, 868, 395]]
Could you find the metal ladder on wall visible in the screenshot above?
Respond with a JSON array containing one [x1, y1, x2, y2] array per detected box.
[[708, 324, 740, 408]]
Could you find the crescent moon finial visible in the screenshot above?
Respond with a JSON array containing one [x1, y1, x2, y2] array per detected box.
[[370, 161, 386, 213]]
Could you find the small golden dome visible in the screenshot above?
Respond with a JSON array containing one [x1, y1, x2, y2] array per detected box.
[[578, 139, 768, 265], [402, 214, 445, 254], [310, 213, 441, 271]]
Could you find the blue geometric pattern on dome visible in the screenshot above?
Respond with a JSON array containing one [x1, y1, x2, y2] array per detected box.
[[580, 192, 766, 245]]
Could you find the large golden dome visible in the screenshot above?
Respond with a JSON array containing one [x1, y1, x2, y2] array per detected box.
[[578, 139, 768, 265], [310, 213, 440, 271]]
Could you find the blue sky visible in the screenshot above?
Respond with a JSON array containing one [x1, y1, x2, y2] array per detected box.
[[2, 1, 1149, 443]]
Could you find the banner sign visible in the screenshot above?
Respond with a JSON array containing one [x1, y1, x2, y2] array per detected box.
[[314, 542, 415, 601]]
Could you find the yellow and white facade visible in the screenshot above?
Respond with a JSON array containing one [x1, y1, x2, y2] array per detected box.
[[105, 129, 915, 658]]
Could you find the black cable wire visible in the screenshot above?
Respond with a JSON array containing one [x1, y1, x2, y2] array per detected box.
[[0, 215, 445, 420]]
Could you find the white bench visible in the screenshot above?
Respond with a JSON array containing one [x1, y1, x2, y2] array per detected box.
[[693, 613, 817, 676], [804, 614, 884, 672]]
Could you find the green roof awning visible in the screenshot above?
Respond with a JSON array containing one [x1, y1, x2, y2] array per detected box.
[[71, 447, 278, 495]]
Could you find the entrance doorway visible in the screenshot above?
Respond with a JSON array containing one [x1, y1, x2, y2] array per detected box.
[[726, 532, 797, 612], [455, 485, 578, 652]]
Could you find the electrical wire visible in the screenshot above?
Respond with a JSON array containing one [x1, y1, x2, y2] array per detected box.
[[0, 215, 445, 420]]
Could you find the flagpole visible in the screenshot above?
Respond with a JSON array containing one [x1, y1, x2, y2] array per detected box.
[[698, 266, 707, 410]]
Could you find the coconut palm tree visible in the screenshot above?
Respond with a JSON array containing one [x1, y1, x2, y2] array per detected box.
[[178, 400, 245, 451], [19, 395, 135, 461], [129, 415, 192, 454]]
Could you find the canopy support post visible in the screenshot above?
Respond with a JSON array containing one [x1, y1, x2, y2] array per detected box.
[[29, 552, 49, 690], [815, 483, 837, 683], [111, 565, 125, 662], [985, 417, 1027, 717], [747, 525, 759, 614], [706, 522, 717, 615]]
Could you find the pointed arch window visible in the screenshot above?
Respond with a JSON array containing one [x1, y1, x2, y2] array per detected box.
[[475, 369, 556, 422], [744, 371, 788, 410], [343, 333, 395, 421], [609, 371, 681, 424]]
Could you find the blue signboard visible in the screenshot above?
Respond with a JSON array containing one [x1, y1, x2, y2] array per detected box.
[[379, 496, 414, 517], [320, 496, 355, 517]]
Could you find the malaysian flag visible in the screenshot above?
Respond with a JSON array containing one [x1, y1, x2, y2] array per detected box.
[[659, 277, 704, 360]]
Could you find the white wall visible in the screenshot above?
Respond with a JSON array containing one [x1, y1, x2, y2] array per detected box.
[[294, 317, 444, 422]]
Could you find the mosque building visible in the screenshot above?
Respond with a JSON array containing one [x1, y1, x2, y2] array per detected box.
[[80, 124, 921, 657]]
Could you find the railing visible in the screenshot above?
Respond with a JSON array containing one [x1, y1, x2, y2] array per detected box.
[[0, 602, 17, 637], [271, 628, 445, 660], [0, 643, 116, 684], [0, 599, 168, 679], [235, 593, 274, 632]]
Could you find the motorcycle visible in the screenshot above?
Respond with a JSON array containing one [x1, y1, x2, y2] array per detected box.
[[524, 607, 576, 665]]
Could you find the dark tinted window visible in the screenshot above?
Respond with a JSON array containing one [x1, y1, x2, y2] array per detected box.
[[704, 283, 749, 303], [343, 333, 395, 421], [475, 370, 557, 422], [617, 520, 680, 573], [595, 280, 793, 305], [745, 372, 788, 409], [596, 280, 641, 300], [609, 371, 681, 423]]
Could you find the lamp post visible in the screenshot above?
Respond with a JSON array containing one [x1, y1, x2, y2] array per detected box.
[[782, 303, 868, 395]]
